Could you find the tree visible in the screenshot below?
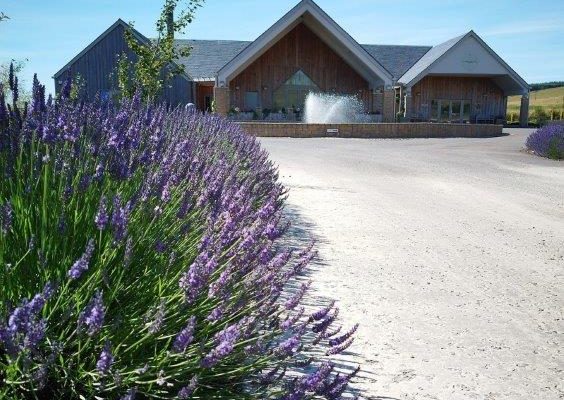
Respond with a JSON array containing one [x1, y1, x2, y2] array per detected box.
[[0, 60, 30, 105], [117, 0, 204, 101], [0, 12, 8, 22]]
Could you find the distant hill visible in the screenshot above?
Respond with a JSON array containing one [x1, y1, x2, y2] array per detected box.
[[507, 86, 564, 119], [530, 81, 564, 92]]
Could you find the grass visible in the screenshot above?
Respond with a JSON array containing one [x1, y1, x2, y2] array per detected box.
[[507, 86, 564, 118]]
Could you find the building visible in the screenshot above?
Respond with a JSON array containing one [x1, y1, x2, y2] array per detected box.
[[53, 0, 530, 126]]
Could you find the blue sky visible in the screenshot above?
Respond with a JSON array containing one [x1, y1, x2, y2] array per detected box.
[[1, 0, 563, 95]]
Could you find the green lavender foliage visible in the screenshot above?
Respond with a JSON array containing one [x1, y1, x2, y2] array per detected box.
[[0, 72, 360, 399]]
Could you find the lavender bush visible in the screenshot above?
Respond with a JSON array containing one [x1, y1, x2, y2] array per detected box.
[[526, 124, 564, 160], [0, 69, 359, 399]]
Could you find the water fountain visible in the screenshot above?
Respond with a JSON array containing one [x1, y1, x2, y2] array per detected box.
[[303, 92, 371, 124]]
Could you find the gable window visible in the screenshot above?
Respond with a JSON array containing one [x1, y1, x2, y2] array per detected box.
[[273, 70, 319, 110]]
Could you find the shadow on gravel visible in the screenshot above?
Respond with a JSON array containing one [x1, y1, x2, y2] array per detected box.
[[279, 205, 393, 400]]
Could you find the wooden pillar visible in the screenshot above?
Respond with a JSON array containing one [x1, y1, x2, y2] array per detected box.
[[519, 94, 529, 128], [214, 86, 230, 116], [383, 89, 395, 123]]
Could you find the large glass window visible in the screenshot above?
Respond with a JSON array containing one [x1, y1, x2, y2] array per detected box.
[[432, 100, 472, 123], [272, 70, 319, 110], [440, 101, 450, 122], [462, 101, 471, 122]]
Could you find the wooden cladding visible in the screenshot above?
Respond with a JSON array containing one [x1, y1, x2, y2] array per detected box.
[[410, 76, 506, 120], [229, 23, 369, 111]]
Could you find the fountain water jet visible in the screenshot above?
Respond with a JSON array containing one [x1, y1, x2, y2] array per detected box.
[[303, 93, 368, 124]]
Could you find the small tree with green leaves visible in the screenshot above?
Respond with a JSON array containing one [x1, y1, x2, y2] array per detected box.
[[117, 0, 204, 101], [0, 60, 30, 106]]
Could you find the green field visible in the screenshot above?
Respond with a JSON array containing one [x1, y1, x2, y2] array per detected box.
[[507, 86, 564, 120]]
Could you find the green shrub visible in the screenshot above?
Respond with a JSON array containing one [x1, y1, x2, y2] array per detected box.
[[0, 72, 360, 399]]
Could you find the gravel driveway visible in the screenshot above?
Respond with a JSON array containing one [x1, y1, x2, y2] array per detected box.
[[260, 129, 563, 400]]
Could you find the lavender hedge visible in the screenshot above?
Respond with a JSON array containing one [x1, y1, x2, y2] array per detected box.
[[526, 124, 564, 160], [0, 71, 359, 399]]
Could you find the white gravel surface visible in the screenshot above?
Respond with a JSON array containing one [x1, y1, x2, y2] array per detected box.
[[260, 129, 563, 400]]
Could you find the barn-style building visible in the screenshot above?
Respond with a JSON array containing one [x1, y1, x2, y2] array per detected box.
[[54, 0, 530, 126]]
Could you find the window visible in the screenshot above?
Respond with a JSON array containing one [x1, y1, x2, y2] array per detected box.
[[431, 100, 439, 121], [244, 92, 259, 111], [273, 70, 320, 110], [462, 101, 471, 122], [431, 100, 472, 123]]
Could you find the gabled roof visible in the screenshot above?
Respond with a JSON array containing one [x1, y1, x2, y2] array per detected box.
[[53, 19, 192, 81], [217, 0, 393, 87], [172, 39, 431, 83], [397, 33, 466, 86], [362, 44, 432, 80], [53, 19, 149, 79], [398, 31, 529, 93], [174, 39, 251, 81]]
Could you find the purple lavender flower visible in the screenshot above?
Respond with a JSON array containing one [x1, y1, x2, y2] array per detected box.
[[95, 196, 109, 230], [526, 124, 564, 159], [326, 337, 355, 356], [23, 319, 47, 350], [201, 324, 240, 368], [310, 301, 336, 322], [148, 301, 165, 334], [172, 316, 196, 353], [312, 309, 339, 334], [78, 290, 105, 336], [275, 334, 301, 357], [96, 341, 114, 375], [2, 283, 54, 356], [284, 281, 311, 310], [1, 201, 13, 234], [111, 195, 130, 243], [120, 388, 137, 400], [206, 305, 224, 322], [67, 239, 95, 280], [28, 283, 55, 314], [280, 307, 305, 331], [328, 323, 359, 347], [302, 362, 334, 393], [178, 376, 198, 399]]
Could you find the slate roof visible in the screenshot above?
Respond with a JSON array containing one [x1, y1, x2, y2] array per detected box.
[[361, 44, 432, 80], [174, 39, 251, 80], [398, 33, 468, 85], [173, 39, 435, 82]]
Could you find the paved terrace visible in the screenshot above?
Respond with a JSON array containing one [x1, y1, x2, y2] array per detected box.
[[260, 129, 563, 400]]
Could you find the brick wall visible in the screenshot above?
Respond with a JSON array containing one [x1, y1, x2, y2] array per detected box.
[[237, 122, 503, 138], [382, 90, 395, 122], [213, 87, 230, 115]]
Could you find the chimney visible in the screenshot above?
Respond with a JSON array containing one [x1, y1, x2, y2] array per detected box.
[[166, 9, 174, 40]]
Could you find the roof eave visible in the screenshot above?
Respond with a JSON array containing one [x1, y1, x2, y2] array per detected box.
[[217, 0, 393, 86]]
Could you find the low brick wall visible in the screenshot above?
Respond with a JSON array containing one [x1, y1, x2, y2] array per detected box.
[[238, 122, 503, 139]]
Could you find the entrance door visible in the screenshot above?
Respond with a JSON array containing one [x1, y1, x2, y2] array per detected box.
[[204, 95, 212, 112]]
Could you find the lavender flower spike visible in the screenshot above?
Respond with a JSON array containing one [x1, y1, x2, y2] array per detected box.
[[68, 239, 95, 280], [95, 196, 109, 230], [172, 316, 196, 353], [96, 341, 114, 375], [1, 201, 13, 234], [79, 290, 105, 336], [178, 376, 198, 399]]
